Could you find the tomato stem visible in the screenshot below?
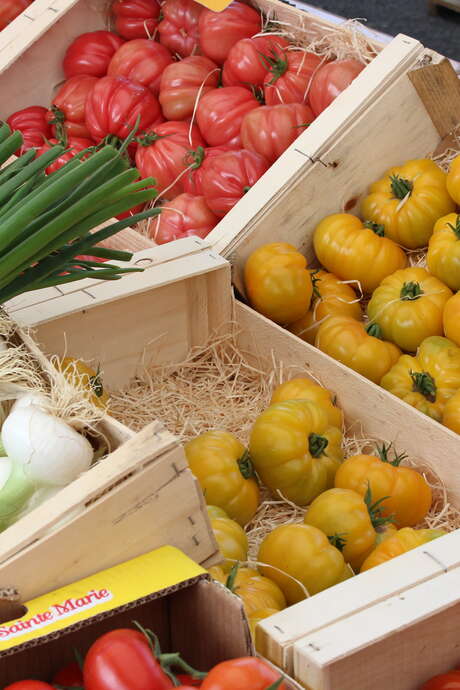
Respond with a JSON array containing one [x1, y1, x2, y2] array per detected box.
[[400, 281, 423, 301], [310, 269, 321, 299], [89, 364, 104, 398], [308, 433, 328, 458], [238, 450, 255, 479], [447, 216, 460, 239], [410, 370, 437, 402], [243, 185, 251, 194], [364, 482, 395, 528], [47, 106, 68, 148], [390, 174, 413, 200], [365, 322, 382, 339], [225, 561, 240, 592], [327, 533, 347, 551], [363, 220, 385, 237], [185, 146, 205, 169], [376, 442, 408, 467], [261, 48, 289, 84]]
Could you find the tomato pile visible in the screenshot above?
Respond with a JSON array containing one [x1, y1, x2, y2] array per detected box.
[[5, 627, 287, 690], [244, 154, 460, 435], [0, 0, 32, 31], [6, 0, 366, 245]]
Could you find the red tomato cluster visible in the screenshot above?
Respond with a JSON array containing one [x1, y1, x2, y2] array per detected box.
[[4, 627, 289, 690], [6, 0, 365, 245]]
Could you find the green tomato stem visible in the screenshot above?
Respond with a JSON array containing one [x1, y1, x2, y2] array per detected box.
[[400, 281, 423, 301], [364, 220, 385, 237], [308, 433, 328, 458], [238, 450, 255, 479], [447, 217, 460, 239], [410, 370, 437, 402], [390, 174, 413, 200], [365, 322, 382, 339]]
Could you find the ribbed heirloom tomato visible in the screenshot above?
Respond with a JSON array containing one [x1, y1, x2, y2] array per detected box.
[[270, 377, 343, 428], [264, 50, 324, 105], [149, 193, 218, 244], [222, 35, 289, 88], [183, 146, 233, 196], [197, 86, 260, 148], [47, 75, 98, 139], [85, 76, 162, 142], [112, 0, 161, 40], [201, 149, 269, 217], [158, 0, 203, 58], [443, 388, 460, 434], [198, 1, 261, 65], [36, 137, 94, 174], [360, 527, 446, 572], [443, 291, 460, 347], [0, 0, 32, 30], [135, 121, 205, 198], [206, 506, 248, 569], [447, 153, 460, 204], [427, 213, 460, 291], [159, 56, 220, 121], [309, 59, 365, 116], [63, 31, 125, 79], [241, 103, 314, 164], [108, 39, 173, 95], [7, 106, 51, 153], [200, 658, 288, 690]]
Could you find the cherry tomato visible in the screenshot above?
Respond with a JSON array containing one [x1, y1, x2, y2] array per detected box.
[[196, 86, 260, 148], [309, 58, 365, 116], [158, 0, 203, 58], [201, 149, 269, 217], [52, 662, 84, 686], [159, 56, 220, 121], [85, 76, 162, 142], [200, 658, 288, 690], [112, 0, 161, 40], [63, 31, 125, 79], [83, 629, 173, 690], [136, 120, 205, 198], [7, 106, 51, 154], [108, 39, 173, 95], [183, 145, 233, 196], [264, 50, 324, 105], [4, 684, 54, 690], [0, 0, 32, 30], [222, 35, 289, 89], [150, 192, 218, 243], [420, 671, 460, 690], [36, 137, 94, 174], [199, 1, 261, 65], [47, 75, 98, 139]]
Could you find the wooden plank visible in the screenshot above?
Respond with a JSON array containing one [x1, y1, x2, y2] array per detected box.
[[408, 58, 460, 138], [293, 563, 460, 690]]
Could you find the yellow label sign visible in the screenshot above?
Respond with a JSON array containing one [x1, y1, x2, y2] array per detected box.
[[0, 546, 205, 652], [192, 0, 233, 11]]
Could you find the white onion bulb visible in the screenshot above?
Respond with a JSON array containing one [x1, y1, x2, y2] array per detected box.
[[12, 392, 49, 412]]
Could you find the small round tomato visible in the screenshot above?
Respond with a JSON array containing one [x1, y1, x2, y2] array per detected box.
[[4, 683, 54, 690], [244, 242, 312, 324], [270, 377, 343, 428], [183, 145, 233, 196], [36, 136, 94, 174], [158, 0, 203, 58], [427, 213, 460, 291], [420, 671, 460, 690], [52, 662, 84, 686], [264, 50, 324, 106], [309, 58, 365, 116], [222, 35, 289, 88], [108, 39, 173, 95], [207, 506, 248, 570], [112, 0, 161, 40], [0, 0, 32, 30], [360, 527, 446, 572], [135, 121, 205, 199], [7, 106, 51, 154], [447, 153, 460, 204], [201, 149, 269, 217], [201, 658, 288, 690], [48, 75, 98, 139], [149, 193, 218, 244], [63, 31, 125, 79], [85, 76, 162, 142], [196, 86, 260, 149], [199, 1, 261, 65], [443, 292, 460, 347], [159, 56, 220, 121], [241, 103, 314, 165]]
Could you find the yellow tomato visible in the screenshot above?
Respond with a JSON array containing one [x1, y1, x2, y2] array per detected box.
[[229, 567, 286, 615], [447, 153, 460, 204], [249, 400, 343, 505], [185, 431, 260, 526], [244, 243, 313, 324], [304, 488, 388, 571], [288, 269, 362, 344], [258, 523, 352, 604], [427, 214, 460, 291], [380, 336, 460, 421], [361, 159, 455, 249], [374, 523, 398, 545], [315, 315, 401, 384], [360, 527, 446, 572], [313, 214, 407, 293], [334, 444, 432, 527], [443, 291, 460, 347], [206, 506, 248, 571], [442, 389, 460, 434], [367, 267, 452, 352], [270, 377, 343, 428], [208, 565, 227, 584], [56, 357, 109, 409]]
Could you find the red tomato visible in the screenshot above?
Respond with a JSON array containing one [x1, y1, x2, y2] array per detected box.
[[52, 662, 84, 686], [83, 629, 173, 690], [116, 202, 145, 220], [222, 35, 289, 89], [112, 0, 161, 40], [200, 658, 288, 690], [196, 86, 260, 148], [420, 671, 460, 690], [198, 1, 261, 65], [150, 193, 218, 243], [183, 145, 233, 196], [159, 56, 219, 121], [176, 674, 202, 687], [241, 102, 314, 164], [201, 148, 268, 217], [107, 39, 173, 95], [63, 31, 125, 79], [0, 0, 32, 30], [36, 137, 94, 174], [158, 0, 203, 58], [47, 75, 98, 139], [7, 106, 51, 154], [85, 76, 162, 142], [263, 50, 324, 105], [136, 120, 205, 198], [4, 684, 54, 690], [308, 58, 365, 116]]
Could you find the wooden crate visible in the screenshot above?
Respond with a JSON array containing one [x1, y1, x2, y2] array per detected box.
[[0, 0, 437, 261], [7, 240, 460, 689]]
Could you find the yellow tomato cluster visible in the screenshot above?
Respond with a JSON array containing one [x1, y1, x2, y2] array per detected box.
[[243, 154, 460, 434]]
